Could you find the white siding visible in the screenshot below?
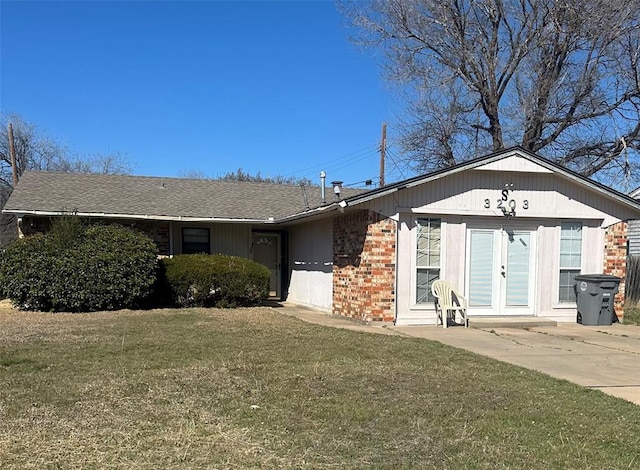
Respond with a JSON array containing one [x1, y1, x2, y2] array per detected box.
[[394, 216, 608, 325], [475, 155, 554, 173], [395, 214, 415, 322], [361, 155, 639, 325], [364, 169, 639, 227], [534, 222, 604, 322], [287, 218, 333, 311], [395, 214, 466, 326], [535, 223, 559, 316]]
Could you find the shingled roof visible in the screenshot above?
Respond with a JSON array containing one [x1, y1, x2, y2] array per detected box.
[[3, 171, 367, 222]]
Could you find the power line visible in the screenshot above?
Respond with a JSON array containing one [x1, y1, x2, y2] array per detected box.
[[385, 148, 411, 181], [344, 176, 379, 188], [311, 149, 378, 177], [280, 143, 379, 179]]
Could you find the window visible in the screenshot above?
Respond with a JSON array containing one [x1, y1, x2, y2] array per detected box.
[[416, 218, 441, 304], [559, 222, 582, 302], [182, 227, 210, 254]]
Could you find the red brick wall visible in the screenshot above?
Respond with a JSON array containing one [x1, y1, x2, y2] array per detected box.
[[333, 210, 396, 322], [603, 221, 627, 319]]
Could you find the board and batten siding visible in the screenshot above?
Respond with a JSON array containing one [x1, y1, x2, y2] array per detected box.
[[393, 216, 608, 325], [286, 217, 333, 311], [352, 158, 637, 324], [171, 222, 251, 257], [363, 170, 639, 227], [394, 214, 467, 325]]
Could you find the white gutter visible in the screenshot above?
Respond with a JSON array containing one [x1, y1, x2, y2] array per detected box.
[[272, 202, 341, 224], [2, 209, 273, 224]]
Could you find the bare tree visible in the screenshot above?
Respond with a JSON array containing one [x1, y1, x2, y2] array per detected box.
[[0, 113, 130, 247], [0, 114, 65, 192], [54, 152, 130, 175], [179, 169, 211, 180], [0, 113, 130, 185], [218, 168, 314, 186], [342, 0, 640, 184]]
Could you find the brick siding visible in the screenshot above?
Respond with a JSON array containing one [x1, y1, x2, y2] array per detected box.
[[603, 221, 627, 320], [134, 221, 171, 256], [333, 210, 396, 322]]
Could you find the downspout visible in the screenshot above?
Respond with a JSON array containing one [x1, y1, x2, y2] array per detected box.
[[393, 216, 399, 324], [168, 221, 174, 256]]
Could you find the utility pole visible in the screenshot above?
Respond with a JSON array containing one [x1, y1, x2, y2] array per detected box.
[[8, 122, 18, 187], [379, 122, 387, 187]]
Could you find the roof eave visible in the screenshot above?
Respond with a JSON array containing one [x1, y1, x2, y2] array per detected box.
[[2, 209, 273, 224]]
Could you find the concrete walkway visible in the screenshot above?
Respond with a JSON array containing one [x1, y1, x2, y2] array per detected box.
[[274, 302, 640, 405]]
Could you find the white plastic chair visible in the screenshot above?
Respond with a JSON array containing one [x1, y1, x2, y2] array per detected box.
[[432, 280, 469, 328]]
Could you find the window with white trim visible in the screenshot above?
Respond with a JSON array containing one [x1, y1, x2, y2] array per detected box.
[[182, 227, 210, 254], [416, 218, 441, 304], [559, 222, 582, 303]]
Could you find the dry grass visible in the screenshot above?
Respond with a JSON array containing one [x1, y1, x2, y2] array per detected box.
[[623, 306, 640, 325], [1, 307, 639, 469]]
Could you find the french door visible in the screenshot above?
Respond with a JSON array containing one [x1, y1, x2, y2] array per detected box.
[[466, 226, 536, 316]]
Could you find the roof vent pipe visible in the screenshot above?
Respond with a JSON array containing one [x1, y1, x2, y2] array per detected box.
[[331, 180, 343, 199], [320, 171, 326, 204], [300, 183, 310, 210]]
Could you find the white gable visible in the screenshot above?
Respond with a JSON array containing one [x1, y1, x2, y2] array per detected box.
[[475, 154, 553, 173], [359, 167, 640, 227]]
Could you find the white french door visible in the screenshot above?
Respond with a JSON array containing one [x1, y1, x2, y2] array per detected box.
[[466, 226, 536, 316]]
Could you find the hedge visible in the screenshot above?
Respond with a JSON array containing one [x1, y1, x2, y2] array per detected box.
[[0, 223, 158, 312], [160, 254, 270, 308]]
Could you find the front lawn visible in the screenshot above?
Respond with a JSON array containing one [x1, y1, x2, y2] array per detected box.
[[0, 308, 638, 468], [623, 306, 640, 325]]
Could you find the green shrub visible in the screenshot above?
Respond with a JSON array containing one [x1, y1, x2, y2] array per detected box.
[[48, 212, 86, 251], [160, 254, 270, 308], [0, 224, 158, 312]]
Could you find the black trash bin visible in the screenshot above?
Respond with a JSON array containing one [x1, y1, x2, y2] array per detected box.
[[574, 274, 621, 325]]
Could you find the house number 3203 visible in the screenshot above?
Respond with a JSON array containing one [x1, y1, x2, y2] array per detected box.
[[484, 192, 529, 210]]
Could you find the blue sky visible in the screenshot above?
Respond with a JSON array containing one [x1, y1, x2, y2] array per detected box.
[[0, 0, 408, 187]]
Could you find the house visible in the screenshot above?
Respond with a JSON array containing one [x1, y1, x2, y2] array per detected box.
[[4, 147, 640, 324]]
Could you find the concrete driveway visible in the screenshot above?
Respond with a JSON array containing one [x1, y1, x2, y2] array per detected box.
[[392, 323, 640, 405], [277, 303, 640, 405]]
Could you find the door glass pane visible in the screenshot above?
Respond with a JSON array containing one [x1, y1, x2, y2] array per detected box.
[[506, 232, 530, 306], [469, 231, 494, 306]]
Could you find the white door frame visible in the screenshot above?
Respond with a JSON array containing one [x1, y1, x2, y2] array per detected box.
[[465, 223, 537, 316]]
